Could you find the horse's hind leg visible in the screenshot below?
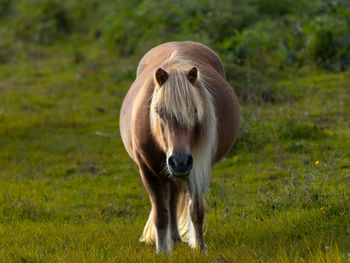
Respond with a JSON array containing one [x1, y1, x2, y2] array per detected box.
[[189, 196, 206, 250], [139, 164, 171, 253], [169, 180, 184, 245]]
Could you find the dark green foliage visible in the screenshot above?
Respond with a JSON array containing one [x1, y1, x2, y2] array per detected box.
[[0, 0, 11, 18], [1, 0, 349, 105], [103, 0, 181, 56], [227, 65, 287, 104], [306, 7, 350, 71], [102, 0, 259, 57], [10, 0, 73, 44], [255, 0, 300, 16]]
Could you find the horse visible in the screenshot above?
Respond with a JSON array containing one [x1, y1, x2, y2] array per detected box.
[[119, 41, 240, 253]]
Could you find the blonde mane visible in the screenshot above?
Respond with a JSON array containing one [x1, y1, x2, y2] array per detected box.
[[149, 52, 217, 198]]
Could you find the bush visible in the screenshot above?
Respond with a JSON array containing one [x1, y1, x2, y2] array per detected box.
[[255, 0, 301, 16], [0, 0, 11, 18], [102, 0, 259, 57], [103, 0, 183, 56], [217, 15, 308, 72], [305, 7, 350, 71], [216, 17, 305, 104], [2, 0, 349, 74], [10, 0, 73, 44], [225, 63, 287, 104]]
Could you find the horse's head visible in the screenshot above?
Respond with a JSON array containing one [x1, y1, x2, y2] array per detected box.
[[150, 66, 206, 178]]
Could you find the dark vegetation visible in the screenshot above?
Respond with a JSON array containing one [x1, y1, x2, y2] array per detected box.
[[1, 0, 349, 79]]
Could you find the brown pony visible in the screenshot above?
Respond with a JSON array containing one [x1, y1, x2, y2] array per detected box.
[[120, 41, 240, 253]]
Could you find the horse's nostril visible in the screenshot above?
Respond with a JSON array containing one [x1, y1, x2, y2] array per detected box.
[[168, 156, 176, 167], [186, 155, 193, 167], [168, 154, 193, 176]]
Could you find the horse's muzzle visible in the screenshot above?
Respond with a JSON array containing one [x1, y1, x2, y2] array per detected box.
[[167, 154, 193, 177]]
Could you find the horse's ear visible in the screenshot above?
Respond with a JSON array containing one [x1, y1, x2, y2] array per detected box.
[[187, 67, 198, 84], [154, 67, 168, 87]]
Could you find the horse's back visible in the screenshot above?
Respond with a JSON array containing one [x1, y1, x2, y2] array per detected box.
[[137, 41, 226, 78]]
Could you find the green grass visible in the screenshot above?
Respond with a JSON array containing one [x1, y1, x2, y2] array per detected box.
[[0, 41, 350, 262]]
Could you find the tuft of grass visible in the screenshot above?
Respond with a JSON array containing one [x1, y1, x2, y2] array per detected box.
[[278, 119, 327, 140]]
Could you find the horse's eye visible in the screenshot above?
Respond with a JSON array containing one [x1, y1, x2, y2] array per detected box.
[[155, 106, 164, 119], [194, 109, 198, 116]]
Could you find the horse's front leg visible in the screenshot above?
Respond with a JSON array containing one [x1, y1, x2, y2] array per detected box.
[[169, 180, 184, 245], [152, 194, 171, 254], [139, 164, 171, 253], [189, 196, 206, 250]]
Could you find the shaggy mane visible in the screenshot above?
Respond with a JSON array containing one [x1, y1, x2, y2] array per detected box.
[[142, 51, 217, 247], [150, 52, 217, 196]]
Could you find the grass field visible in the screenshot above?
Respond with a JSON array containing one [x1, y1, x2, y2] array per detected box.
[[1, 40, 349, 262]]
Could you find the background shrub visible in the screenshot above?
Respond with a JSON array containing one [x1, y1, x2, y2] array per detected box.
[[1, 0, 349, 102], [10, 0, 73, 44], [305, 7, 350, 71]]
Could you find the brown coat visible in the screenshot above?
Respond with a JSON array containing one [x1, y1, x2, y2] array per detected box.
[[119, 41, 240, 253], [120, 41, 240, 172]]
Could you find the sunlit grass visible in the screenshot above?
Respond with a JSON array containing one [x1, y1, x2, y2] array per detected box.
[[0, 41, 349, 262]]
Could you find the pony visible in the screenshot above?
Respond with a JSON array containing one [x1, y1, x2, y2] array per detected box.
[[119, 41, 240, 253]]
